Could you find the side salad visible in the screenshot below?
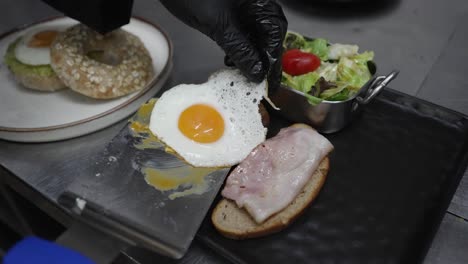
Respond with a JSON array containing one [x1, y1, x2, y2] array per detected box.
[[281, 31, 375, 105]]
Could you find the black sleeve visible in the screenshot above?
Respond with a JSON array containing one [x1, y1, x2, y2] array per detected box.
[[41, 0, 134, 34]]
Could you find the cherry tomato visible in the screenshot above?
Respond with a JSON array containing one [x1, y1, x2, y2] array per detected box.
[[282, 49, 321, 76]]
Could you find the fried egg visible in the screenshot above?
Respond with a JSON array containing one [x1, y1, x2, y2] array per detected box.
[[149, 69, 267, 167], [15, 26, 61, 65]]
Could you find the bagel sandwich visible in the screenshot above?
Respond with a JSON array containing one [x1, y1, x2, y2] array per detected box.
[[4, 29, 66, 92]]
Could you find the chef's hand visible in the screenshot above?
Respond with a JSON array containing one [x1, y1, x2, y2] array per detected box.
[[160, 0, 287, 85]]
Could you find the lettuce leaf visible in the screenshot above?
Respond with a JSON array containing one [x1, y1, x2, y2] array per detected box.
[[283, 31, 307, 50], [349, 51, 374, 64], [302, 38, 329, 61], [315, 62, 338, 82], [324, 88, 352, 101], [319, 85, 346, 99], [282, 72, 323, 105], [328, 43, 359, 60], [337, 57, 372, 90], [282, 71, 320, 94]]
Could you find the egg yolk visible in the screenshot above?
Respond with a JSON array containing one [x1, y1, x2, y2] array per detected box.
[[178, 104, 224, 143], [28, 30, 58, 48]]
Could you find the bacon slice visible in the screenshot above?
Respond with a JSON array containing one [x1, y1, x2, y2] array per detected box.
[[221, 125, 334, 223]]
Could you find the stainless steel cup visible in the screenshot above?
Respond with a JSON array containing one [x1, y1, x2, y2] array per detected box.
[[270, 69, 399, 133]]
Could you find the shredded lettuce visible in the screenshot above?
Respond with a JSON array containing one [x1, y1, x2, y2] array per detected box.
[[282, 72, 320, 94], [302, 38, 329, 61], [349, 51, 374, 64], [282, 72, 323, 105], [337, 57, 372, 90], [327, 43, 359, 60], [319, 85, 346, 99], [283, 31, 307, 50], [315, 62, 338, 82], [324, 88, 352, 101]]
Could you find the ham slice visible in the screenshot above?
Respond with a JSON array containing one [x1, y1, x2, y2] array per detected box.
[[221, 125, 334, 223]]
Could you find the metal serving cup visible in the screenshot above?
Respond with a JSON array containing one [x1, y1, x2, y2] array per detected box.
[[270, 63, 399, 133]]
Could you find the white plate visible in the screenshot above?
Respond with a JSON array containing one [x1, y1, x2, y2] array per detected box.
[[0, 17, 172, 143]]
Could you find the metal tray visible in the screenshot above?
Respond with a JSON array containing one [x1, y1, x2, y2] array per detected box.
[[196, 88, 468, 264]]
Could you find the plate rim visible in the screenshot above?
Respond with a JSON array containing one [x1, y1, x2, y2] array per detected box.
[[0, 15, 173, 133]]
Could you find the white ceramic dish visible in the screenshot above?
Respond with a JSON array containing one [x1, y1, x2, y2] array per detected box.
[[0, 16, 172, 143]]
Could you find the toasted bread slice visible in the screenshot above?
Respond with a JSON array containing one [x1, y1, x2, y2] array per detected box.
[[212, 157, 330, 239]]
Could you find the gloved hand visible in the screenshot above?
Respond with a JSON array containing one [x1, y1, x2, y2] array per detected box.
[[41, 0, 133, 34], [160, 0, 288, 85]]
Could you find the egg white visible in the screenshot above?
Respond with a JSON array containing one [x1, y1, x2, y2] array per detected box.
[[149, 69, 267, 167], [14, 25, 65, 65]]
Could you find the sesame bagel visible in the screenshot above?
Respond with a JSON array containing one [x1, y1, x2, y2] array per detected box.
[[50, 24, 154, 99]]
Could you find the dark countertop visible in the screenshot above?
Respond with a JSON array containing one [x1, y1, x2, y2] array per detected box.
[[0, 0, 467, 263]]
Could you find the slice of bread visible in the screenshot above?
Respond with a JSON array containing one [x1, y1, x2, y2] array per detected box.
[[212, 157, 330, 239]]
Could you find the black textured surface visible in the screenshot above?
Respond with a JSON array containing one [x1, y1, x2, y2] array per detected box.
[[197, 89, 468, 264]]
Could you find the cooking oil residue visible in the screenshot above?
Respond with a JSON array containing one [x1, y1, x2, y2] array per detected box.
[[129, 98, 178, 154], [129, 98, 162, 150], [129, 98, 219, 200], [143, 166, 218, 200]]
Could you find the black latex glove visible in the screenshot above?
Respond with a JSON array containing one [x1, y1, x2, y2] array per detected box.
[[160, 0, 287, 85], [41, 0, 133, 34]]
